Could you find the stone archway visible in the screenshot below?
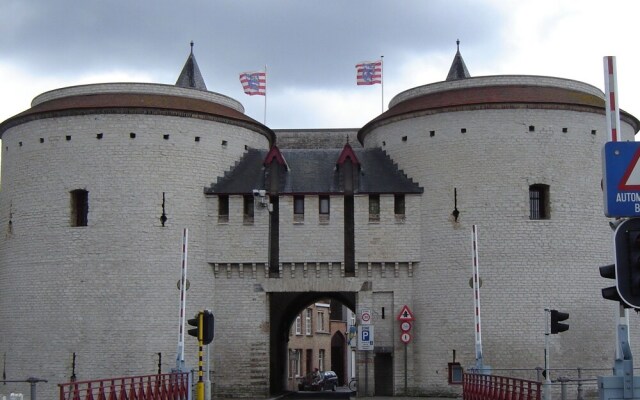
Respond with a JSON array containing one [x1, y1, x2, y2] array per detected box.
[[269, 291, 356, 394]]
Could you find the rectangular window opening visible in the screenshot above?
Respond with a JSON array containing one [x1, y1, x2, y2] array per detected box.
[[295, 316, 302, 335], [369, 194, 380, 222], [305, 309, 312, 336], [294, 195, 305, 222], [394, 194, 405, 222], [218, 195, 229, 223], [71, 189, 89, 227], [243, 194, 254, 224], [319, 195, 330, 223], [529, 184, 550, 220]]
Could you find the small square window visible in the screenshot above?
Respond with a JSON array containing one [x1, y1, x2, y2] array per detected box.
[[430, 130, 435, 137], [97, 133, 103, 139], [562, 128, 568, 133], [163, 134, 170, 140], [461, 128, 467, 133], [529, 125, 535, 132], [130, 133, 136, 139]]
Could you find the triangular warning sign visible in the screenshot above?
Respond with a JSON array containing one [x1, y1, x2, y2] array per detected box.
[[619, 148, 640, 190], [397, 305, 415, 321]]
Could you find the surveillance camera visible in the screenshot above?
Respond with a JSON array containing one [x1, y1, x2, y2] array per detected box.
[[258, 190, 266, 197], [252, 189, 260, 197]]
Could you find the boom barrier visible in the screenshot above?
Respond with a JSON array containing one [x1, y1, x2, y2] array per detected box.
[[58, 372, 189, 400], [463, 373, 541, 400]]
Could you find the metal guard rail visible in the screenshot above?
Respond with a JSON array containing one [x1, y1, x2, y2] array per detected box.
[[58, 372, 189, 400], [463, 373, 542, 400]]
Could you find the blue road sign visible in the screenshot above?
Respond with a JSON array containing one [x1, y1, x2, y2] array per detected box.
[[603, 141, 640, 217], [357, 325, 374, 350]]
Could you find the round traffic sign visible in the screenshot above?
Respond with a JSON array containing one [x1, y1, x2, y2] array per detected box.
[[361, 310, 371, 324], [400, 321, 412, 332], [401, 332, 412, 344]]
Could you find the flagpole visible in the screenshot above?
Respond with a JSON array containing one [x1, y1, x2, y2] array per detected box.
[[264, 65, 267, 125], [381, 55, 384, 113]]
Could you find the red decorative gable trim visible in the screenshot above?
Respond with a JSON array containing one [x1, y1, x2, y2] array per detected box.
[[264, 145, 288, 169], [336, 143, 360, 165]]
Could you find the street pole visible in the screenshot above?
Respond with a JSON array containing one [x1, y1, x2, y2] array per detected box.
[[544, 308, 551, 400]]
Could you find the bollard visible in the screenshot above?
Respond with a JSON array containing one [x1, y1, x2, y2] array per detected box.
[[558, 377, 568, 400], [26, 377, 47, 400]]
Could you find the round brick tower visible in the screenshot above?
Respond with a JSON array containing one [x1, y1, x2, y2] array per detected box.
[[358, 64, 640, 393], [0, 52, 272, 397]]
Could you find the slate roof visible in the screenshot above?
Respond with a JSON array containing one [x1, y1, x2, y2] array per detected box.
[[205, 148, 423, 195], [175, 42, 208, 90], [446, 40, 471, 81]]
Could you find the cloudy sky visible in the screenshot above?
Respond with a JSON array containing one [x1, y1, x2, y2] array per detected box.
[[1, 0, 639, 130]]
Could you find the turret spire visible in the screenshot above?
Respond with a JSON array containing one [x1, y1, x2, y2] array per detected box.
[[446, 39, 471, 81], [176, 41, 208, 90]]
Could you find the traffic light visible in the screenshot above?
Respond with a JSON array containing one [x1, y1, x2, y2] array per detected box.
[[613, 218, 640, 308], [550, 309, 569, 334], [188, 312, 202, 340], [600, 263, 624, 303], [202, 310, 214, 345]]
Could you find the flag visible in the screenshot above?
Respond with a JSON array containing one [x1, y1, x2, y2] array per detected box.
[[356, 60, 382, 85], [239, 71, 266, 96]]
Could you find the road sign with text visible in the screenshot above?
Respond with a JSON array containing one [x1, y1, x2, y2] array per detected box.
[[358, 325, 374, 351], [603, 141, 640, 217]]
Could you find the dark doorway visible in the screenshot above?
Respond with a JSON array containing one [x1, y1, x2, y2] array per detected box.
[[331, 332, 346, 385], [374, 352, 393, 396]]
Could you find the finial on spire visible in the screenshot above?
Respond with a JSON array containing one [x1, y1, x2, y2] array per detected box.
[[456, 39, 460, 51], [190, 41, 194, 54]]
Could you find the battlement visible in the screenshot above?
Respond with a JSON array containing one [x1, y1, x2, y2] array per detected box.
[[212, 261, 417, 279]]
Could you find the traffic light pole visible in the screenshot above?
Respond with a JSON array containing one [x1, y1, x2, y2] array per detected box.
[[544, 309, 551, 400], [615, 304, 633, 393]]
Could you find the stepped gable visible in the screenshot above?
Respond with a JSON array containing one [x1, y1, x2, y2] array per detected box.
[[175, 41, 208, 90], [205, 149, 267, 195], [446, 40, 471, 81], [206, 148, 423, 195]]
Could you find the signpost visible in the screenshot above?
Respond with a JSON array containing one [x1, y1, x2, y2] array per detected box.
[[397, 305, 414, 394]]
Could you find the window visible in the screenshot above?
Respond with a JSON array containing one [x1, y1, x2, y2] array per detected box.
[[218, 195, 229, 223], [305, 309, 312, 336], [529, 184, 550, 220], [295, 316, 302, 335], [319, 350, 325, 371], [319, 195, 330, 223], [70, 189, 88, 227], [294, 195, 304, 222], [369, 194, 380, 222], [317, 310, 325, 332], [290, 349, 301, 378], [394, 194, 405, 221], [243, 195, 254, 224]]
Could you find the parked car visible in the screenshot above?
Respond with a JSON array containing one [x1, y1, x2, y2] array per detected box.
[[297, 370, 338, 391]]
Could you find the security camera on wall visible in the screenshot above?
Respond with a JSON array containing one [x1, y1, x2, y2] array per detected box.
[[252, 189, 266, 197]]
